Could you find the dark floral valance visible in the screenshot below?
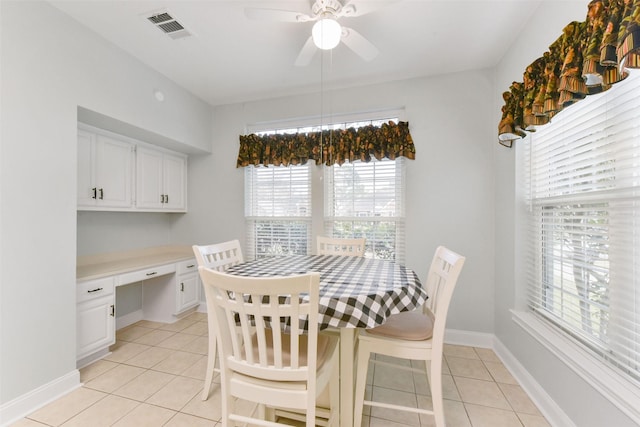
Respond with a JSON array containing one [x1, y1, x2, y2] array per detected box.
[[498, 0, 640, 147], [236, 121, 416, 167]]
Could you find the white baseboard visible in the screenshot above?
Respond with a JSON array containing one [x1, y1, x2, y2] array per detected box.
[[445, 328, 494, 348], [116, 309, 144, 330], [0, 370, 81, 427]]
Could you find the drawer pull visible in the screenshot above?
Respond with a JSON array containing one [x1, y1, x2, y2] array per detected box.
[[110, 305, 115, 317], [146, 272, 158, 276], [186, 264, 195, 268], [87, 287, 103, 293]]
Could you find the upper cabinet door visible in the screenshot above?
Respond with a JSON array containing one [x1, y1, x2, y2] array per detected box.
[[77, 129, 133, 210], [136, 146, 165, 209], [162, 153, 186, 211], [94, 135, 134, 208], [77, 130, 96, 207], [136, 146, 187, 212]]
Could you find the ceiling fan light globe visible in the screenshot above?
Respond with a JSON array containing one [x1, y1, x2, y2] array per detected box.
[[312, 18, 341, 50]]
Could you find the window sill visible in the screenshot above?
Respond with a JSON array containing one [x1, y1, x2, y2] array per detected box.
[[511, 310, 640, 425]]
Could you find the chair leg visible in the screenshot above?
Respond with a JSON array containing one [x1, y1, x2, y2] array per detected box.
[[201, 333, 217, 400], [429, 357, 445, 427], [353, 339, 371, 427], [329, 352, 340, 427]]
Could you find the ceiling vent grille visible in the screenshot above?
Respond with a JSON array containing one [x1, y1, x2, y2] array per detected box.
[[145, 10, 191, 40]]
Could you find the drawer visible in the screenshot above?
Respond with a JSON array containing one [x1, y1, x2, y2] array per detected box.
[[77, 277, 115, 303], [177, 258, 197, 275], [118, 263, 176, 286]]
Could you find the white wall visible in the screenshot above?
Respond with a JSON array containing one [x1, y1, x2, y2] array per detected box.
[[494, 2, 638, 426], [0, 0, 211, 409]]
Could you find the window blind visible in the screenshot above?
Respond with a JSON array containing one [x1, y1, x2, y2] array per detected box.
[[524, 71, 640, 384], [245, 164, 311, 259], [324, 157, 405, 261]]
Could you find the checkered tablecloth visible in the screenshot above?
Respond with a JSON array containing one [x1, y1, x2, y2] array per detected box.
[[225, 255, 427, 330]]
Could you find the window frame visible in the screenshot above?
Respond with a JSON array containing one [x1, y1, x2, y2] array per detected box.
[[516, 71, 640, 423], [244, 110, 406, 261]]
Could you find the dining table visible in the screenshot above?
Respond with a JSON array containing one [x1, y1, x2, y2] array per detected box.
[[224, 254, 426, 427]]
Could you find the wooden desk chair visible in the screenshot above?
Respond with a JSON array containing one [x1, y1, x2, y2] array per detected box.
[[353, 246, 466, 427], [316, 236, 366, 257], [192, 240, 243, 400], [198, 267, 339, 427]]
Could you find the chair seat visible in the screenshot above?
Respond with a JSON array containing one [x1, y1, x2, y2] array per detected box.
[[367, 309, 435, 341]]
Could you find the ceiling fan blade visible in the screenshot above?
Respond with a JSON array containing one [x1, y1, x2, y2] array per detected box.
[[244, 7, 313, 23], [341, 27, 379, 61], [338, 0, 401, 18], [295, 36, 317, 67]]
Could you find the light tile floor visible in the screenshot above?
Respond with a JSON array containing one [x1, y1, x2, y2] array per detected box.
[[10, 312, 551, 427]]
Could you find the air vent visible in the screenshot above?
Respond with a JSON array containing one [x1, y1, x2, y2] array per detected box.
[[145, 10, 191, 40]]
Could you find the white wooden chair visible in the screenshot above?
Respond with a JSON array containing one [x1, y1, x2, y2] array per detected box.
[[316, 236, 366, 257], [353, 246, 466, 427], [198, 267, 339, 427], [192, 240, 244, 400]]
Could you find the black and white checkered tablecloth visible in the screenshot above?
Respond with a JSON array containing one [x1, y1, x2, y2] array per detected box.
[[225, 255, 427, 330]]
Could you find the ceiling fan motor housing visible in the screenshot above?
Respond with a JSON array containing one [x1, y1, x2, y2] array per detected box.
[[312, 0, 344, 18]]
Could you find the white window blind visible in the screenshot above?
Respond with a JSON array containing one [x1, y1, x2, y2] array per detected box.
[[524, 71, 640, 385], [324, 157, 405, 261], [245, 164, 311, 259]]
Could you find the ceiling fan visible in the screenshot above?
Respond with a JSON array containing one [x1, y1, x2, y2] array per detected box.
[[245, 0, 387, 66]]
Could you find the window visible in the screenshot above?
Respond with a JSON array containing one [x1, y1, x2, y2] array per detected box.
[[325, 157, 405, 260], [245, 114, 405, 261], [245, 164, 311, 259], [523, 72, 640, 387]]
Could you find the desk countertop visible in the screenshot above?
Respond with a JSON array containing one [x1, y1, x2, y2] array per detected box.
[[77, 245, 194, 282]]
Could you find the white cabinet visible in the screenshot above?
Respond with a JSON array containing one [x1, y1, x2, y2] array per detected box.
[[77, 129, 134, 210], [136, 146, 187, 212], [76, 277, 115, 361], [176, 259, 200, 314]]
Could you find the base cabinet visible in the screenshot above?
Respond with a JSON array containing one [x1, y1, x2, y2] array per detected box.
[[176, 260, 199, 314], [76, 278, 115, 361]]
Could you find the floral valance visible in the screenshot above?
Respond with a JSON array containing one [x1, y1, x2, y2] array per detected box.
[[236, 121, 416, 167], [498, 0, 640, 146]]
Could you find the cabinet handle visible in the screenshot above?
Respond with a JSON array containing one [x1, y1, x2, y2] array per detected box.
[[92, 188, 97, 199], [187, 264, 195, 268], [180, 282, 184, 292], [160, 194, 165, 203], [87, 287, 103, 293], [99, 188, 104, 200], [110, 305, 115, 317], [165, 194, 169, 203], [146, 272, 157, 276]]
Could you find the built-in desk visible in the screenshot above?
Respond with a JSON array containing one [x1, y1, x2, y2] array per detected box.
[[76, 245, 201, 366]]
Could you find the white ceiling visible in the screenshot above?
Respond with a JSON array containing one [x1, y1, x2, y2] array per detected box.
[[49, 0, 543, 107]]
